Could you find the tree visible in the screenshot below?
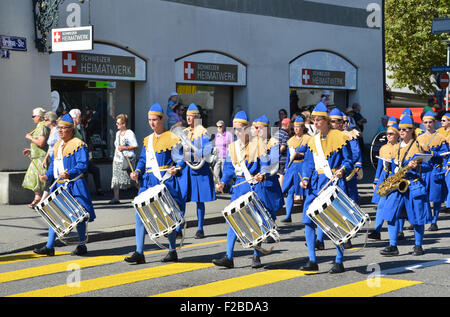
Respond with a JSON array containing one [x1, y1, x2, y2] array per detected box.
[[385, 0, 450, 96]]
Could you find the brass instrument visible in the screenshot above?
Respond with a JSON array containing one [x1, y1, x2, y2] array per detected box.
[[376, 164, 412, 197]]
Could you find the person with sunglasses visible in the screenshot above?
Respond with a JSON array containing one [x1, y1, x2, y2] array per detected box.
[[380, 115, 432, 257], [368, 123, 400, 240], [299, 103, 353, 273], [417, 111, 449, 232], [213, 110, 268, 269]]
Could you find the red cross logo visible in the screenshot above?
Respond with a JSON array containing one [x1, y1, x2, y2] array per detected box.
[[302, 69, 311, 85], [184, 61, 195, 80], [62, 51, 77, 74]]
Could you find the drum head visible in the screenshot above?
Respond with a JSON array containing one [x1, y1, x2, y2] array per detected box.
[[306, 185, 337, 216], [222, 191, 254, 216], [133, 184, 165, 206], [369, 132, 387, 170]]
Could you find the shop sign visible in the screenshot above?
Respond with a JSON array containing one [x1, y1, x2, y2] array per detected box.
[[301, 68, 346, 87], [184, 61, 238, 83], [0, 35, 27, 51], [62, 51, 135, 77], [51, 26, 93, 52]]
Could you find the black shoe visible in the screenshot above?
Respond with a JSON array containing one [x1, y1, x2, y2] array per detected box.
[[71, 245, 87, 256], [108, 198, 120, 204], [124, 251, 146, 264], [368, 230, 381, 240], [212, 255, 234, 268], [329, 262, 345, 274], [33, 246, 55, 256], [380, 245, 399, 256], [194, 230, 205, 239], [427, 223, 438, 232], [161, 250, 178, 262], [300, 260, 319, 271], [397, 232, 405, 240], [412, 245, 424, 256], [281, 217, 292, 223], [252, 255, 263, 269], [343, 240, 353, 249], [315, 240, 325, 250]]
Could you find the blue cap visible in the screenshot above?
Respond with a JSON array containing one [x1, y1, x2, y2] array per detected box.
[[329, 108, 343, 119], [148, 103, 164, 117], [233, 110, 249, 125], [387, 116, 398, 126], [294, 116, 305, 126], [58, 113, 74, 126], [387, 123, 399, 134], [311, 102, 328, 117], [186, 103, 200, 115], [400, 108, 412, 119], [399, 115, 414, 128], [253, 114, 270, 127], [422, 111, 436, 121]]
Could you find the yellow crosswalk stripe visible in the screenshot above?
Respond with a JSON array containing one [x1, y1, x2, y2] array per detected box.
[[303, 278, 423, 297], [153, 269, 315, 297], [8, 262, 215, 297], [0, 252, 70, 265], [0, 239, 226, 284]]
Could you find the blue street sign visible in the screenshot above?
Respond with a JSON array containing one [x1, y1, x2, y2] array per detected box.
[[0, 35, 27, 51], [431, 66, 450, 73]]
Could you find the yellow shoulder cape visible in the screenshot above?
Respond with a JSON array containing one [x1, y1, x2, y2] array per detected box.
[[228, 137, 267, 165], [417, 131, 446, 151], [378, 142, 395, 160], [184, 125, 208, 141], [144, 131, 181, 153], [54, 137, 86, 158], [287, 134, 311, 149], [307, 129, 350, 159]]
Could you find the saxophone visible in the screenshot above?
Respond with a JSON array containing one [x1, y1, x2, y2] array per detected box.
[[376, 164, 412, 197]]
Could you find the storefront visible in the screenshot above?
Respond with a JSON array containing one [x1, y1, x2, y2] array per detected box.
[[49, 42, 146, 162], [174, 51, 247, 127], [289, 50, 358, 114]]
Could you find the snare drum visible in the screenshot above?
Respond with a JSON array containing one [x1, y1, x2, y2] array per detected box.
[[306, 185, 370, 245], [132, 184, 184, 240], [222, 191, 280, 249], [34, 185, 90, 239]]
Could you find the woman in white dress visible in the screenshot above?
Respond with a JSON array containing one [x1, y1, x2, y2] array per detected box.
[[110, 114, 138, 204]]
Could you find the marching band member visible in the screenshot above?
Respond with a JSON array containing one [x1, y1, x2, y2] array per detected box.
[[125, 103, 186, 264], [252, 115, 284, 227], [379, 115, 431, 256], [299, 103, 353, 273], [281, 116, 310, 222], [368, 123, 400, 240], [438, 113, 450, 211], [34, 114, 96, 256], [417, 111, 448, 231], [213, 110, 268, 269], [181, 103, 216, 239]]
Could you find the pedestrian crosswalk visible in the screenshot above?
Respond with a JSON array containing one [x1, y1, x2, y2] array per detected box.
[[0, 239, 428, 298]]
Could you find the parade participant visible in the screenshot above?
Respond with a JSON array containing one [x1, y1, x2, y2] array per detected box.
[[299, 103, 353, 273], [379, 115, 431, 256], [368, 123, 400, 240], [125, 103, 186, 264], [417, 111, 448, 231], [34, 114, 96, 256], [437, 113, 450, 139], [22, 107, 49, 208], [252, 115, 284, 224], [213, 110, 268, 269], [281, 116, 310, 222], [180, 103, 216, 239]]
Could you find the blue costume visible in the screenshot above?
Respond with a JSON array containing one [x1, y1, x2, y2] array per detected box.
[[34, 114, 95, 256], [281, 116, 310, 221], [380, 116, 432, 256], [126, 104, 186, 263], [180, 104, 216, 238], [212, 110, 270, 268], [417, 111, 448, 231], [300, 103, 353, 273]]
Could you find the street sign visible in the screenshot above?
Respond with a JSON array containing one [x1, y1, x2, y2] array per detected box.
[[51, 26, 93, 52], [432, 17, 450, 34], [440, 73, 450, 89], [431, 66, 450, 73], [0, 35, 27, 51]]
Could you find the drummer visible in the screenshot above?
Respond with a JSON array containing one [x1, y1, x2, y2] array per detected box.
[[281, 116, 310, 222], [299, 103, 353, 273], [214, 110, 268, 269], [126, 103, 186, 264], [34, 114, 96, 256], [417, 111, 448, 232], [180, 103, 216, 239]]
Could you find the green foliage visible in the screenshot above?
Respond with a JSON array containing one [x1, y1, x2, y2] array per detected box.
[[385, 0, 450, 96]]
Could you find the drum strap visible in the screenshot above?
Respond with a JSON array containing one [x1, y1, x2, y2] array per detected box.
[[146, 134, 163, 181], [314, 133, 333, 179], [54, 140, 65, 180], [234, 140, 255, 184]]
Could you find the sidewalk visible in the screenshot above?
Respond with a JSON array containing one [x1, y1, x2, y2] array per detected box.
[[0, 163, 377, 255]]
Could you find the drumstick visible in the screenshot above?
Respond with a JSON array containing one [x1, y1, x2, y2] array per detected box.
[[49, 169, 69, 191], [318, 166, 345, 195], [124, 155, 134, 172], [232, 177, 253, 188]]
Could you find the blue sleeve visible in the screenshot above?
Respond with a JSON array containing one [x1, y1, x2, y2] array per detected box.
[[301, 147, 314, 182], [135, 145, 147, 175], [68, 146, 89, 179], [221, 154, 235, 185]]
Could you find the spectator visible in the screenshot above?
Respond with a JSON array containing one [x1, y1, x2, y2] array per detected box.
[[302, 110, 316, 136], [110, 114, 138, 204], [376, 115, 389, 133], [167, 103, 184, 130], [274, 108, 288, 128], [213, 120, 233, 183], [166, 91, 179, 115], [274, 118, 290, 187], [345, 107, 358, 130], [352, 103, 367, 132], [42, 111, 60, 168], [289, 90, 299, 116]]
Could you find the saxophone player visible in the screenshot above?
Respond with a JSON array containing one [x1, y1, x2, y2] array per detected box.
[[379, 115, 432, 256]]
